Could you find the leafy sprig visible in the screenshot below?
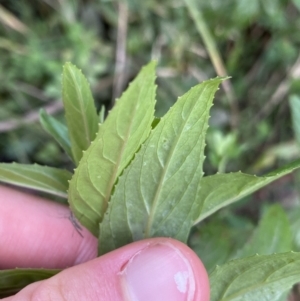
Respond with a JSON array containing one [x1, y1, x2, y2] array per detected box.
[[1, 62, 300, 299]]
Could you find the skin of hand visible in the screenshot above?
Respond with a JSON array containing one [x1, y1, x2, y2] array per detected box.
[[0, 186, 210, 301]]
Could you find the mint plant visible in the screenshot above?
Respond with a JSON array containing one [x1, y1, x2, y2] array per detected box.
[[1, 61, 300, 299]]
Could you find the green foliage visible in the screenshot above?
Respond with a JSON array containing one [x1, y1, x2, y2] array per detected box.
[[1, 2, 300, 299], [210, 252, 300, 301], [39, 109, 72, 159], [99, 77, 224, 254], [62, 62, 98, 165], [0, 162, 71, 199], [193, 164, 300, 224], [290, 95, 300, 148], [1, 62, 300, 298], [288, 206, 300, 251], [189, 215, 254, 273], [69, 62, 157, 237], [207, 130, 243, 173], [1, 0, 299, 172], [0, 268, 60, 298], [234, 204, 292, 258]]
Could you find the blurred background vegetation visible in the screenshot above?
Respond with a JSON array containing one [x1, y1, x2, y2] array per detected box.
[[1, 0, 300, 296], [1, 0, 300, 172]]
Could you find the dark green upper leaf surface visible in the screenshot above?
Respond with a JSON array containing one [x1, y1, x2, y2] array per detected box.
[[0, 163, 72, 198], [39, 109, 73, 160], [69, 62, 157, 237], [194, 159, 300, 224], [99, 77, 224, 255], [210, 252, 300, 301], [62, 62, 98, 165]]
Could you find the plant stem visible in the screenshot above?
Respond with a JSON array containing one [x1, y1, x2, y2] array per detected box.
[[184, 0, 239, 128]]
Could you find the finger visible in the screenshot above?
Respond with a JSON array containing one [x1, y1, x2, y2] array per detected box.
[[0, 186, 97, 269], [6, 238, 210, 301]]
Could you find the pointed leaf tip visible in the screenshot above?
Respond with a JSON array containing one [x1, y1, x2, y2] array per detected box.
[[69, 62, 157, 237], [62, 62, 98, 165], [99, 77, 223, 254], [194, 159, 300, 225]]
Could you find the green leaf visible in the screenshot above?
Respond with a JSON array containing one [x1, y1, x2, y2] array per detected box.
[[99, 77, 224, 255], [69, 62, 157, 237], [289, 95, 300, 148], [234, 204, 292, 259], [62, 62, 98, 165], [292, 0, 300, 10], [190, 223, 232, 274], [274, 291, 290, 301], [194, 159, 300, 224], [210, 252, 300, 301], [190, 215, 253, 273], [288, 206, 300, 251], [39, 109, 73, 160], [0, 268, 60, 298], [99, 105, 106, 124], [0, 163, 72, 198]]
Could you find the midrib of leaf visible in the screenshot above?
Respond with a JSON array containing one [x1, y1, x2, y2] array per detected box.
[[0, 163, 71, 198], [145, 146, 172, 236], [9, 172, 66, 196], [154, 161, 202, 236], [4, 171, 68, 198], [69, 62, 157, 237], [68, 68, 92, 145], [219, 258, 300, 301], [145, 86, 208, 237], [103, 93, 142, 206]]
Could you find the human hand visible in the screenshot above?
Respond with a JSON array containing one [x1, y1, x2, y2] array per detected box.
[[0, 186, 210, 301]]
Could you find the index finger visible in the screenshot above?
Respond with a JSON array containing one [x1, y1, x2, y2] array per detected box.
[[0, 186, 97, 269]]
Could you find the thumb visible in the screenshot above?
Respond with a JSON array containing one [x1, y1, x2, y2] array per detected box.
[[7, 238, 210, 301]]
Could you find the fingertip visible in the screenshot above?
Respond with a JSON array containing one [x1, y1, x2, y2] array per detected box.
[[160, 238, 210, 301], [0, 186, 97, 269], [119, 238, 210, 301]]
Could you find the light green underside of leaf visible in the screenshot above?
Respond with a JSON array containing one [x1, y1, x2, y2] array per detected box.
[[234, 204, 292, 259], [62, 62, 98, 165], [69, 61, 157, 237], [39, 109, 73, 160], [0, 163, 72, 198], [210, 252, 300, 301], [194, 158, 300, 224], [99, 77, 224, 255]]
